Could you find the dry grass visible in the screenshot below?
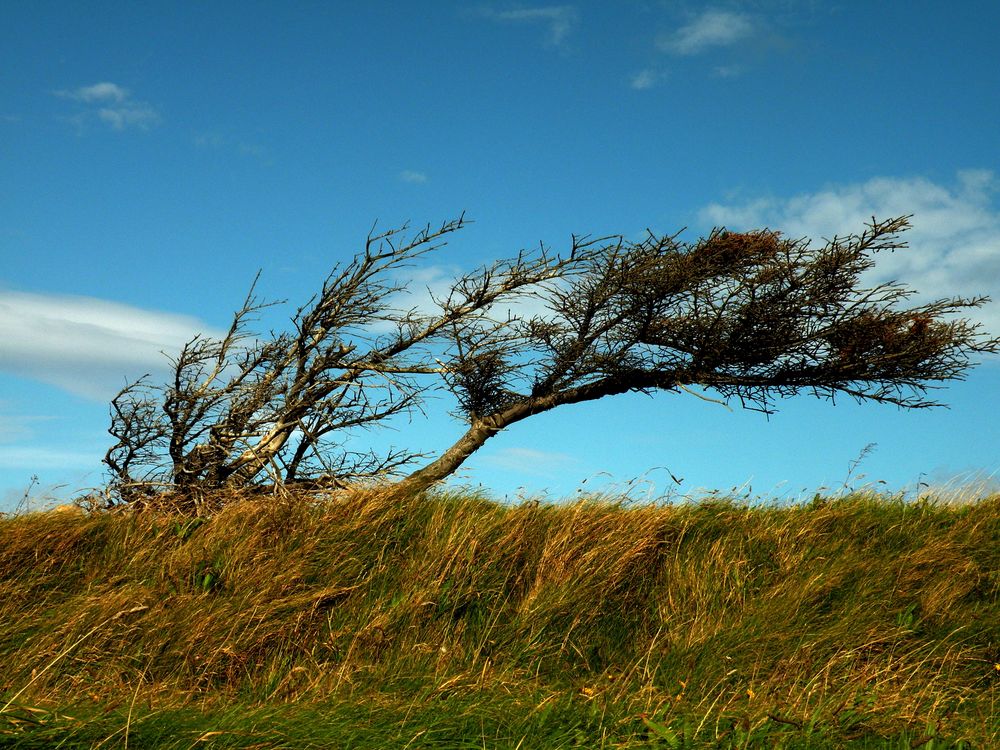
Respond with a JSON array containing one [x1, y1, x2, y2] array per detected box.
[[1, 487, 998, 747]]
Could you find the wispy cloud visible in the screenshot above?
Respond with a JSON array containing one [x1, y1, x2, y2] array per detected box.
[[383, 263, 564, 335], [657, 9, 754, 56], [54, 81, 160, 131], [0, 413, 56, 444], [712, 63, 743, 78], [96, 102, 160, 130], [480, 446, 577, 478], [399, 169, 428, 184], [0, 291, 219, 400], [194, 132, 226, 148], [629, 69, 663, 90], [57, 82, 128, 103], [478, 5, 580, 47], [0, 446, 100, 471], [194, 131, 268, 160], [699, 170, 1000, 335], [1, 473, 100, 512], [238, 142, 265, 158]]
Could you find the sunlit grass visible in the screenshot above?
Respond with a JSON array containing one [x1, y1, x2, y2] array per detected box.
[[2, 487, 998, 748]]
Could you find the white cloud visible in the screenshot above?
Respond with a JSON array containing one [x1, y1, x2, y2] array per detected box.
[[712, 64, 743, 78], [480, 446, 576, 477], [0, 291, 219, 400], [383, 262, 565, 335], [238, 142, 265, 158], [698, 170, 1000, 335], [97, 102, 160, 130], [195, 132, 227, 148], [630, 69, 660, 90], [56, 82, 128, 103], [479, 5, 580, 46], [54, 81, 160, 131], [194, 132, 267, 159], [0, 446, 100, 470], [657, 9, 754, 56], [2, 475, 97, 512], [0, 414, 56, 444], [399, 169, 428, 184]]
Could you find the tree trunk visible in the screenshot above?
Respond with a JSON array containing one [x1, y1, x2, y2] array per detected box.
[[386, 419, 502, 498], [384, 378, 637, 498]]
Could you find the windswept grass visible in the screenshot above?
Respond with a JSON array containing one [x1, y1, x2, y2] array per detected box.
[[1, 488, 998, 748]]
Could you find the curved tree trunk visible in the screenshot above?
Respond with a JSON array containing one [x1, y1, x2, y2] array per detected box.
[[386, 419, 502, 498], [384, 377, 650, 498]]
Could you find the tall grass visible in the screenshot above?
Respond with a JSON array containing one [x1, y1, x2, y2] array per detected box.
[[1, 488, 998, 748]]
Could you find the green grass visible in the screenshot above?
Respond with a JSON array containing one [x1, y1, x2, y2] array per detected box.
[[1, 487, 998, 748]]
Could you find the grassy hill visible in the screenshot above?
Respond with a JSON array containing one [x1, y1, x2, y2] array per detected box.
[[1, 488, 998, 748]]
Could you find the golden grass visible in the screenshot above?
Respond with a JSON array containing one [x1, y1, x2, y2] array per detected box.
[[2, 488, 998, 747]]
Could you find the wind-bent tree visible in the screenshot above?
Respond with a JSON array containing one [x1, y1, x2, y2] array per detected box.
[[105, 214, 998, 502]]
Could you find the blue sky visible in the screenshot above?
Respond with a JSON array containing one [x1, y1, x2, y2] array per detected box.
[[2, 1, 999, 509]]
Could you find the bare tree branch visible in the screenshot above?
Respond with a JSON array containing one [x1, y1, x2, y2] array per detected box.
[[103, 214, 999, 504]]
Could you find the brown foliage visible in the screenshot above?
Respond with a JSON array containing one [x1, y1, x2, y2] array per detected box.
[[103, 215, 999, 503]]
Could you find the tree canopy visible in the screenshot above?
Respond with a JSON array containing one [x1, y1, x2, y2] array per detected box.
[[104, 215, 999, 504]]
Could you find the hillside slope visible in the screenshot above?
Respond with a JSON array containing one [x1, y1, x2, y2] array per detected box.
[[2, 489, 998, 748]]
